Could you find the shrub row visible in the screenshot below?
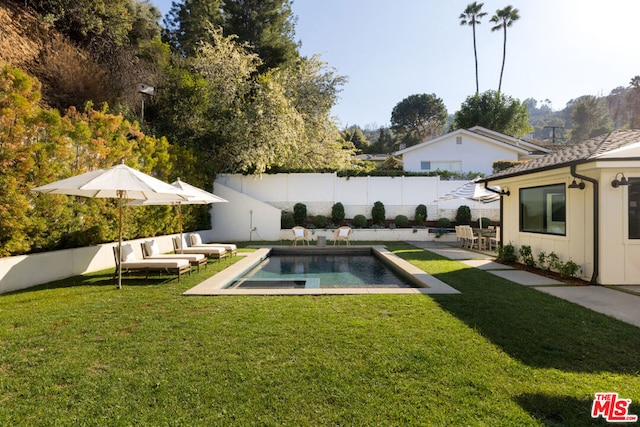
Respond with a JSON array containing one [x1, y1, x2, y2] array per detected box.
[[281, 202, 430, 229], [497, 243, 581, 278]]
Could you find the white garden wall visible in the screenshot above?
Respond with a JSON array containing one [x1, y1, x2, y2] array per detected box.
[[212, 173, 500, 241], [0, 230, 216, 294]]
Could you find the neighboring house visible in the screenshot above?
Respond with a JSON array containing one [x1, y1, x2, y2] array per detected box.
[[479, 129, 640, 285], [393, 126, 551, 176]]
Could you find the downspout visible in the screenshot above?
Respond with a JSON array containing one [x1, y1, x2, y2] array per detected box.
[[570, 164, 599, 285], [484, 183, 509, 248]]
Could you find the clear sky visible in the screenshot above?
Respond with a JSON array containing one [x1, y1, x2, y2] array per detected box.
[[151, 0, 640, 128]]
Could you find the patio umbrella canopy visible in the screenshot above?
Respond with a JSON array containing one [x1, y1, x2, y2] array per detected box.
[[434, 178, 501, 228], [126, 178, 228, 253], [32, 162, 190, 289]]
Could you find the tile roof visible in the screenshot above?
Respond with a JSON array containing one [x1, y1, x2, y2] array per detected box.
[[482, 129, 640, 181]]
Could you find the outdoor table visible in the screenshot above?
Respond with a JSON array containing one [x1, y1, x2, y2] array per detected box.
[[473, 228, 496, 250], [316, 235, 327, 247]]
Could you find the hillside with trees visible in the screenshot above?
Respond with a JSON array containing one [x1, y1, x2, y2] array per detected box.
[[0, 0, 354, 256]]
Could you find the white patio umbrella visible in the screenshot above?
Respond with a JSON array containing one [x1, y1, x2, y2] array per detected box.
[[126, 178, 227, 253], [434, 178, 501, 228], [32, 162, 191, 289]]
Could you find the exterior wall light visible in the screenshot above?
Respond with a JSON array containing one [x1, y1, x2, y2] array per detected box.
[[611, 172, 629, 188], [568, 179, 585, 190]]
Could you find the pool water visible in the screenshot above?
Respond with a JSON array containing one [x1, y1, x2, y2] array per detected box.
[[230, 253, 412, 289]]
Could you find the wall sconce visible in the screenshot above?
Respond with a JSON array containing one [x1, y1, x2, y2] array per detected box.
[[568, 179, 585, 190], [611, 172, 629, 188], [500, 187, 510, 196]]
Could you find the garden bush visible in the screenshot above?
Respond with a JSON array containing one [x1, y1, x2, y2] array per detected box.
[[415, 204, 427, 225], [312, 215, 328, 228], [498, 243, 518, 263], [281, 212, 295, 229], [436, 218, 451, 228], [455, 205, 472, 225], [352, 214, 367, 228], [519, 245, 536, 267], [477, 217, 492, 228], [331, 202, 345, 225], [371, 201, 386, 225], [394, 215, 409, 228], [293, 203, 307, 225]]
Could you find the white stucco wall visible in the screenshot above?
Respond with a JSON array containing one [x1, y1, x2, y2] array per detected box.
[[0, 232, 216, 294], [400, 134, 520, 175], [211, 173, 502, 243]]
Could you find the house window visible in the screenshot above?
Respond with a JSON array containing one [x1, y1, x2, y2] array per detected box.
[[519, 184, 566, 235], [629, 178, 640, 239], [420, 161, 462, 172]]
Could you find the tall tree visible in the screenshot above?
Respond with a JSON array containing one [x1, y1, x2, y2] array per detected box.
[[459, 2, 487, 94], [163, 0, 224, 56], [391, 93, 447, 147], [490, 5, 520, 93], [451, 90, 532, 138], [569, 96, 612, 143], [222, 0, 299, 70]]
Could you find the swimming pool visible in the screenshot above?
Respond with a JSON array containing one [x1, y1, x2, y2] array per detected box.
[[183, 246, 460, 295], [229, 249, 412, 289]]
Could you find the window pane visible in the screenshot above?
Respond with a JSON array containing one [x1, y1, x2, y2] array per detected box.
[[520, 184, 566, 235], [629, 178, 640, 239], [420, 161, 431, 170]]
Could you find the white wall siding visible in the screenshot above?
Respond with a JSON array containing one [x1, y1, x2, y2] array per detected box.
[[401, 135, 519, 175]]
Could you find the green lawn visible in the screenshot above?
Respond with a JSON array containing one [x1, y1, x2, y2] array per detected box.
[[1, 244, 639, 426]]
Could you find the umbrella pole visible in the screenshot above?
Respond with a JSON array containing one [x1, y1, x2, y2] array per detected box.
[[118, 192, 123, 289], [178, 204, 183, 254]]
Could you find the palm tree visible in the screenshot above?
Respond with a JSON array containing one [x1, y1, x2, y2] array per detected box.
[[459, 2, 487, 95], [491, 6, 520, 93]]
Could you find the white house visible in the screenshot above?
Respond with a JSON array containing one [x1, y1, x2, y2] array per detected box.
[[393, 126, 551, 175], [479, 129, 640, 285]]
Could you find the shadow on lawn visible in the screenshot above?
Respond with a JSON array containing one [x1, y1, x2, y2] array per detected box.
[[5, 271, 177, 295], [516, 393, 640, 426], [430, 268, 640, 374], [392, 246, 640, 375]]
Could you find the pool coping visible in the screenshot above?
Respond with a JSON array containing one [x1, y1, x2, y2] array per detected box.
[[182, 246, 459, 296]]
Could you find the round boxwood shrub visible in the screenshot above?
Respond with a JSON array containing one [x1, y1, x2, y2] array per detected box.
[[455, 205, 471, 225], [352, 214, 367, 228], [281, 212, 294, 229], [371, 201, 386, 225], [477, 217, 492, 228], [395, 214, 409, 228], [312, 215, 328, 228], [415, 204, 427, 225], [436, 217, 451, 228], [331, 202, 345, 225], [293, 202, 307, 225]]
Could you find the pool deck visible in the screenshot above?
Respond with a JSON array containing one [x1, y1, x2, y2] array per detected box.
[[183, 246, 460, 296]]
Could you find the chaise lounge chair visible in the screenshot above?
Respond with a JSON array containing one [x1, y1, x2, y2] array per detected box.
[[141, 240, 207, 272], [189, 233, 237, 256], [333, 226, 352, 246], [291, 226, 310, 246], [173, 236, 227, 261], [113, 244, 191, 283]]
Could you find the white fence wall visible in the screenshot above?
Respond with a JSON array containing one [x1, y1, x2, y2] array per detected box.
[[213, 173, 500, 240], [0, 230, 216, 294]]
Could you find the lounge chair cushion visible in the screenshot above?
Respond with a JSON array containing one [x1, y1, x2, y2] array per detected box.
[[121, 244, 136, 262], [122, 259, 189, 269], [339, 228, 350, 237], [294, 228, 305, 237], [144, 240, 160, 256], [190, 234, 203, 245]]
